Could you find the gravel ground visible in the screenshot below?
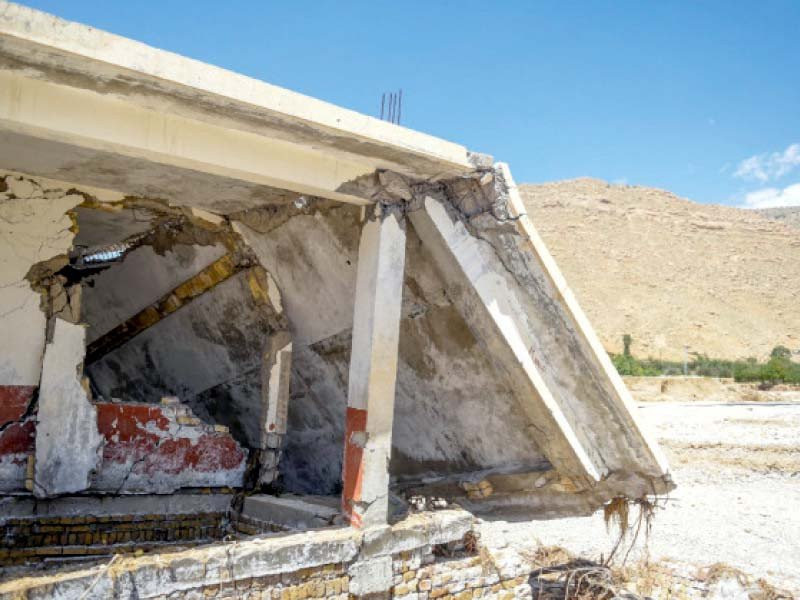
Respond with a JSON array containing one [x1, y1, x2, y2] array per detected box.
[[479, 399, 800, 594]]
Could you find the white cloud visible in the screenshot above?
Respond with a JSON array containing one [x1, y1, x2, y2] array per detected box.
[[734, 143, 800, 182], [741, 182, 800, 209]]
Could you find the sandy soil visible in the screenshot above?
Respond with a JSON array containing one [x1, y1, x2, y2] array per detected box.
[[479, 396, 800, 595]]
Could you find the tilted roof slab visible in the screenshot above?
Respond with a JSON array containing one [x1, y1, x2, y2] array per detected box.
[[0, 2, 672, 517]]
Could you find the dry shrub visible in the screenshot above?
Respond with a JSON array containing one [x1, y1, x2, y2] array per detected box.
[[523, 545, 644, 600], [699, 563, 794, 599]]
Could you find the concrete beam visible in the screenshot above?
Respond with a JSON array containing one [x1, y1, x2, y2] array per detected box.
[[408, 197, 601, 487], [342, 208, 406, 527], [0, 2, 473, 182], [85, 254, 241, 364], [0, 70, 377, 206], [494, 163, 670, 478]]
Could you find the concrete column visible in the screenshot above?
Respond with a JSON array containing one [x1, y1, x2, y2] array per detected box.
[[342, 207, 406, 528], [259, 331, 293, 486]]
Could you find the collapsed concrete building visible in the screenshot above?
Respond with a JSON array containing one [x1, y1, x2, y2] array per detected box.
[[0, 2, 672, 598]]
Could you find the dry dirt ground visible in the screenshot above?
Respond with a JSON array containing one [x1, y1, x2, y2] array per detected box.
[[519, 179, 800, 361], [480, 381, 800, 597]]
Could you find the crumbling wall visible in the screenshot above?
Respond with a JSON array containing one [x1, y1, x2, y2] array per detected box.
[[0, 173, 82, 387], [234, 202, 551, 496], [0, 509, 479, 599], [87, 264, 286, 449], [0, 387, 35, 493], [93, 399, 247, 493], [34, 318, 103, 497]]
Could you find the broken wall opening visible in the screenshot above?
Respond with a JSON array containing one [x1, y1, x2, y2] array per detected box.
[[64, 203, 293, 494]]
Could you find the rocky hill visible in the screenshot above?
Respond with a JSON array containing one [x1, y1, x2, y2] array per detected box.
[[757, 207, 800, 229], [519, 179, 800, 361]]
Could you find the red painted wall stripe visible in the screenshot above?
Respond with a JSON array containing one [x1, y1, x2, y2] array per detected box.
[[0, 386, 36, 428]]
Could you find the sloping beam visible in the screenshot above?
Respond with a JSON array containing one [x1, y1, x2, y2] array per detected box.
[[493, 163, 669, 477], [342, 208, 406, 527], [85, 254, 241, 364], [408, 198, 601, 488], [407, 164, 671, 492]]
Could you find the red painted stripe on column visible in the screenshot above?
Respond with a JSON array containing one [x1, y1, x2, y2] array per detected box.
[[342, 406, 368, 527]]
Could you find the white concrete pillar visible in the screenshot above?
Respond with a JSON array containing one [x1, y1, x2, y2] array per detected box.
[[342, 207, 406, 528]]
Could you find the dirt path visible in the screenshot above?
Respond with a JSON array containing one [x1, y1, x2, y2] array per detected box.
[[480, 400, 800, 594]]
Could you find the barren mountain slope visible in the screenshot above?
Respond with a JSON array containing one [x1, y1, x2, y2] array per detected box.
[[519, 179, 800, 361], [758, 206, 800, 229]]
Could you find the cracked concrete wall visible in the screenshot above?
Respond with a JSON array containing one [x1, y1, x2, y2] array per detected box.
[[81, 242, 228, 344], [34, 318, 103, 497], [234, 202, 550, 496], [87, 263, 286, 450], [0, 172, 82, 386], [93, 399, 247, 493]]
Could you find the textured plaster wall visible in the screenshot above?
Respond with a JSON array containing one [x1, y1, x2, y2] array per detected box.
[[235, 203, 549, 495], [0, 173, 82, 385]]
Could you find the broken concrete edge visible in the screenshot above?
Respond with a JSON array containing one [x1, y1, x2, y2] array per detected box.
[[0, 509, 475, 599], [0, 492, 233, 523], [460, 471, 675, 519], [494, 162, 672, 481], [34, 318, 102, 498]]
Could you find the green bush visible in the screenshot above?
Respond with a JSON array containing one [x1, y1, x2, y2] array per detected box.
[[609, 342, 800, 385]]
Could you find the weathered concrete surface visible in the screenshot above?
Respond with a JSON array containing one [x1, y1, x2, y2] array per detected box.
[[343, 208, 406, 527], [233, 206, 361, 346], [240, 203, 549, 496], [81, 241, 227, 344], [409, 194, 598, 486], [348, 555, 393, 596], [243, 494, 339, 530], [0, 492, 233, 520], [0, 526, 361, 599], [88, 267, 286, 449], [93, 400, 247, 493], [0, 508, 474, 599], [0, 172, 82, 386], [406, 164, 671, 499], [34, 319, 102, 497]]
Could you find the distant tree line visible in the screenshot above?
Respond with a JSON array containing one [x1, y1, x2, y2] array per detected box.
[[610, 336, 800, 385]]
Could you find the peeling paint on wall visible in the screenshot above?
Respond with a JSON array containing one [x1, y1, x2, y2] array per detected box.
[[93, 400, 247, 493]]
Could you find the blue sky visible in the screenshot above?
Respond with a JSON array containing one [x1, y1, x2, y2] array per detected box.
[[21, 1, 800, 207]]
